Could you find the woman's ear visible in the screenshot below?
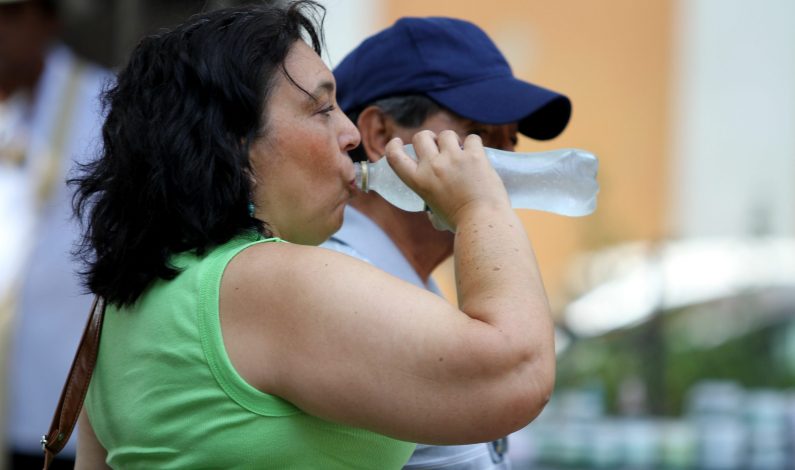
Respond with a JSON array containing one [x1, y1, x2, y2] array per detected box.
[[356, 106, 395, 163]]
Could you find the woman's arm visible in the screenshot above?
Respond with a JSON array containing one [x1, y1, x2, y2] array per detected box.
[[75, 409, 111, 469], [221, 132, 556, 445]]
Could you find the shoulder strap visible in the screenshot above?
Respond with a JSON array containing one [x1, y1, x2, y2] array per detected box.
[[41, 296, 106, 469]]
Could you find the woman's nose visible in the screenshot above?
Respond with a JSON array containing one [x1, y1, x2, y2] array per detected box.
[[339, 113, 361, 152]]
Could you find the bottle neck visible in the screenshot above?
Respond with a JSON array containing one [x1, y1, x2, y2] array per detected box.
[[358, 161, 369, 192]]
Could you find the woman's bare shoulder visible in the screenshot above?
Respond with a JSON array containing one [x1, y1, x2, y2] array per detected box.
[[227, 241, 370, 286]]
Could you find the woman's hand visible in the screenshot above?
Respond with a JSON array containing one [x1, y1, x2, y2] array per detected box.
[[385, 130, 511, 232]]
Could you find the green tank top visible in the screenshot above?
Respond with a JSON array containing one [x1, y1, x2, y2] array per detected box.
[[85, 232, 415, 469]]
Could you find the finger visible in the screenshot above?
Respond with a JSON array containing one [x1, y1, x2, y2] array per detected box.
[[462, 133, 484, 152], [411, 130, 439, 161], [437, 130, 462, 152], [385, 137, 417, 181]]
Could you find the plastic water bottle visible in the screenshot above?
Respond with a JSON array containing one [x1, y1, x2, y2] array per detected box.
[[354, 145, 600, 217]]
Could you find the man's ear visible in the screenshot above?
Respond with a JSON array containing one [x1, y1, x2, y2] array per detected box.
[[356, 106, 395, 163]]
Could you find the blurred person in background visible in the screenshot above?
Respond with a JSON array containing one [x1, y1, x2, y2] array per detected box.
[[0, 0, 110, 468], [321, 17, 571, 469]]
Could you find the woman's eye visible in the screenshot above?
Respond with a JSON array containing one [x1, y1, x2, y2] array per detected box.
[[317, 104, 335, 116]]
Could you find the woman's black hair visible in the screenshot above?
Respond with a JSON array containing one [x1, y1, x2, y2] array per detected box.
[[70, 1, 325, 307]]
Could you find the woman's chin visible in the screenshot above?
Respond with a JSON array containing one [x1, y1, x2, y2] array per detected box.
[[284, 204, 346, 246], [289, 225, 341, 247], [317, 220, 344, 245]]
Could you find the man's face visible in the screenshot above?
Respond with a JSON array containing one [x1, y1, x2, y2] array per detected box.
[[394, 109, 518, 152]]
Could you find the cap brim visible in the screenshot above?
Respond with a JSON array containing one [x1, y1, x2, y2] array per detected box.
[[427, 76, 571, 140]]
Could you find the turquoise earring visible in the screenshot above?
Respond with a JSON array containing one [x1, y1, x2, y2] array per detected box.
[[248, 201, 255, 217]]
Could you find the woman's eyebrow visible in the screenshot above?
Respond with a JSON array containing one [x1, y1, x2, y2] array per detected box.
[[307, 80, 335, 102]]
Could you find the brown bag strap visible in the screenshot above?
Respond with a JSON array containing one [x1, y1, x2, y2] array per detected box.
[[41, 296, 106, 469]]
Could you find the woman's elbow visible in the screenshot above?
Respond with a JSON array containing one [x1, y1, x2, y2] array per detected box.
[[457, 350, 556, 444], [498, 353, 556, 437]]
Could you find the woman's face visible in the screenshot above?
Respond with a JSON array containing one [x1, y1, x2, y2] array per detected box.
[[250, 41, 360, 245]]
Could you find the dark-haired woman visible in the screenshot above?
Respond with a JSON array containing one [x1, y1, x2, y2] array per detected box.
[[73, 2, 555, 468]]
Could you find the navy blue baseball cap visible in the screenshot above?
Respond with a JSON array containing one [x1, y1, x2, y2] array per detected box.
[[334, 17, 571, 140]]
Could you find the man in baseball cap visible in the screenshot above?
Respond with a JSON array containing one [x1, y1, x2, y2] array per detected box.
[[322, 16, 571, 469]]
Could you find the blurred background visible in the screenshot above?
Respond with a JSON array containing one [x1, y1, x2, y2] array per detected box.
[[1, 0, 793, 468]]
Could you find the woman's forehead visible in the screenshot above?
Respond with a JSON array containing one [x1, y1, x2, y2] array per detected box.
[[283, 41, 334, 88]]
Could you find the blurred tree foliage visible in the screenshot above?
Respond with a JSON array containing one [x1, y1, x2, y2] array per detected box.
[[556, 294, 795, 416]]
